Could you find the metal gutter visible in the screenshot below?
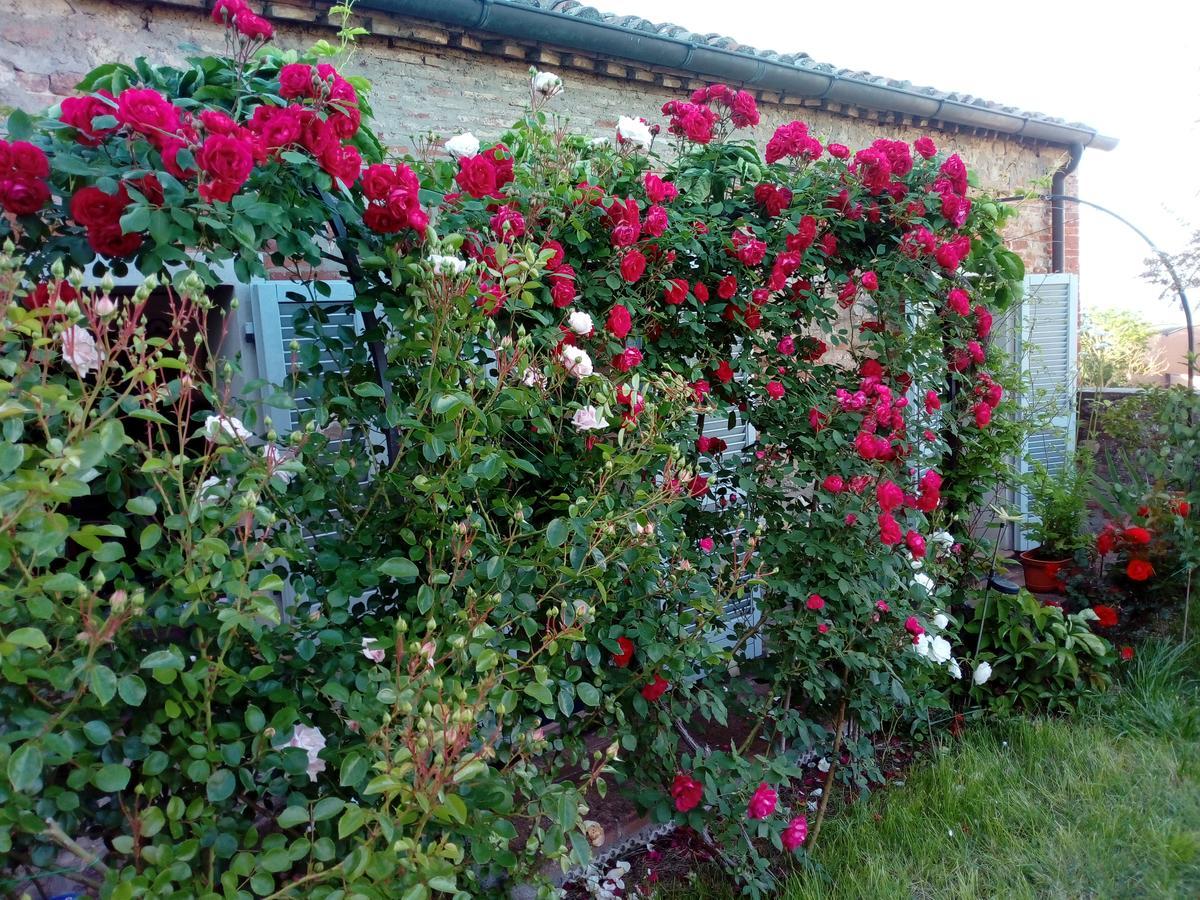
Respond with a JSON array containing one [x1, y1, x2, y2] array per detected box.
[[357, 0, 1119, 152]]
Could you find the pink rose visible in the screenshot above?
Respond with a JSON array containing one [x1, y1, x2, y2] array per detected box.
[[698, 536, 715, 554], [782, 815, 808, 851], [747, 783, 777, 819]]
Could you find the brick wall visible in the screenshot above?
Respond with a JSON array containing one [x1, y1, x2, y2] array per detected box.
[[0, 0, 1079, 276]]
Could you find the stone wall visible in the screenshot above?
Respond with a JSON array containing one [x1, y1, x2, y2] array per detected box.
[[0, 0, 1079, 275]]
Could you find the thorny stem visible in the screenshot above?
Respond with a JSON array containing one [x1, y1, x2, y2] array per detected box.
[[807, 695, 847, 851]]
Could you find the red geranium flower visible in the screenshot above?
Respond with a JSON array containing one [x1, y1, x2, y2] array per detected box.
[[1126, 559, 1154, 582], [1123, 526, 1151, 545], [1119, 646, 1134, 662], [1092, 604, 1119, 628]]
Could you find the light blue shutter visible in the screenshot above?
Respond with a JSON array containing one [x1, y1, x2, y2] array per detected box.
[[1014, 273, 1079, 550], [249, 280, 358, 434], [696, 406, 762, 658]]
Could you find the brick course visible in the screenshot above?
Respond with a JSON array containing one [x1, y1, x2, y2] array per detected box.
[[0, 0, 1079, 275]]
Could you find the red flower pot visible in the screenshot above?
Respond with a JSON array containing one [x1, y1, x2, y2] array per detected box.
[[1018, 549, 1070, 594]]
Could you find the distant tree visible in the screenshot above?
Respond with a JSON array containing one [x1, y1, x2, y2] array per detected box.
[[1079, 309, 1166, 387]]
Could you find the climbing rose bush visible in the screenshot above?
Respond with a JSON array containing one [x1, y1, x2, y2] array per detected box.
[[0, 6, 1027, 897]]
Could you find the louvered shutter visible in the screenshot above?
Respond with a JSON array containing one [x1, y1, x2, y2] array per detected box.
[[696, 407, 762, 658], [249, 280, 358, 433], [1014, 273, 1079, 550]]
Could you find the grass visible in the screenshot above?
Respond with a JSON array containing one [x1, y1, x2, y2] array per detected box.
[[660, 640, 1200, 900]]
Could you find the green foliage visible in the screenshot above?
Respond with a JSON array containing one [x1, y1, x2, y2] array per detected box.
[[963, 588, 1114, 713], [1023, 453, 1093, 559], [0, 12, 1030, 898], [1079, 308, 1165, 388]]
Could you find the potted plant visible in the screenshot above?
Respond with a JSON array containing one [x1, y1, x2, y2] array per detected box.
[[1019, 455, 1092, 592]]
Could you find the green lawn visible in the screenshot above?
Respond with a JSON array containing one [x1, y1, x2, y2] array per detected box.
[[665, 641, 1200, 899]]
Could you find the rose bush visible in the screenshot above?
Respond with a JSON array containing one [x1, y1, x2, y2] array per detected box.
[[1, 6, 1032, 896]]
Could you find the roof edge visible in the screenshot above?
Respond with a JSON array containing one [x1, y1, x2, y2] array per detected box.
[[360, 0, 1118, 152]]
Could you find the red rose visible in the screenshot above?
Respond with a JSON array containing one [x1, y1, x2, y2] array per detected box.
[[60, 92, 117, 146], [806, 594, 825, 611], [455, 154, 498, 198], [87, 221, 142, 258], [480, 144, 514, 188], [671, 772, 703, 812], [279, 63, 315, 99], [1119, 646, 1134, 662], [8, 141, 49, 178], [541, 240, 565, 270], [197, 133, 255, 188], [644, 204, 669, 237], [766, 380, 785, 400], [905, 531, 927, 558], [1092, 604, 1119, 627], [613, 636, 634, 667], [878, 512, 902, 546], [360, 164, 396, 201], [620, 250, 646, 284], [644, 172, 678, 203], [827, 143, 850, 159], [321, 143, 361, 185], [363, 203, 407, 234], [663, 278, 689, 306], [1126, 559, 1153, 582], [1173, 498, 1191, 517], [70, 185, 128, 228], [613, 347, 642, 372], [915, 136, 937, 159], [115, 88, 179, 140], [822, 475, 844, 493], [688, 475, 710, 498], [606, 304, 632, 339], [550, 272, 576, 308], [641, 673, 669, 702], [714, 360, 734, 384], [211, 0, 246, 23], [0, 175, 50, 216], [249, 104, 302, 151], [235, 11, 274, 40]]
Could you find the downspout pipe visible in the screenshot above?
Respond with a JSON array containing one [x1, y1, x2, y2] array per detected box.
[[1051, 143, 1084, 273]]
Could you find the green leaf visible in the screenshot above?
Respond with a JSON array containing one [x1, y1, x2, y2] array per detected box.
[[577, 682, 601, 707], [277, 805, 309, 828], [546, 518, 568, 548], [126, 495, 157, 516], [378, 557, 418, 579], [5, 627, 49, 649], [117, 674, 147, 705], [140, 648, 185, 670], [93, 763, 131, 792], [206, 768, 236, 802], [313, 797, 344, 821], [7, 742, 43, 792], [89, 664, 118, 706]]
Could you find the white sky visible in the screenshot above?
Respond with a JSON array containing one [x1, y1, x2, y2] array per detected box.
[[594, 0, 1200, 327]]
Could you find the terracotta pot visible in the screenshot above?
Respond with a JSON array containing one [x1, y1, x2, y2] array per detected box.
[[1018, 549, 1070, 594]]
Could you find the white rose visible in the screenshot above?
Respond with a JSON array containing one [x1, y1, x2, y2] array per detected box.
[[567, 309, 593, 335], [913, 572, 935, 593], [615, 117, 649, 145], [560, 345, 593, 378], [532, 70, 562, 97], [929, 636, 953, 664], [973, 661, 993, 685], [932, 530, 955, 547], [429, 253, 467, 275], [522, 366, 547, 388], [571, 405, 605, 432], [443, 132, 480, 159], [61, 325, 102, 378], [283, 724, 327, 782], [616, 115, 653, 150], [204, 414, 251, 442], [948, 658, 963, 679], [913, 634, 932, 658], [360, 637, 385, 663], [934, 613, 950, 630]]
